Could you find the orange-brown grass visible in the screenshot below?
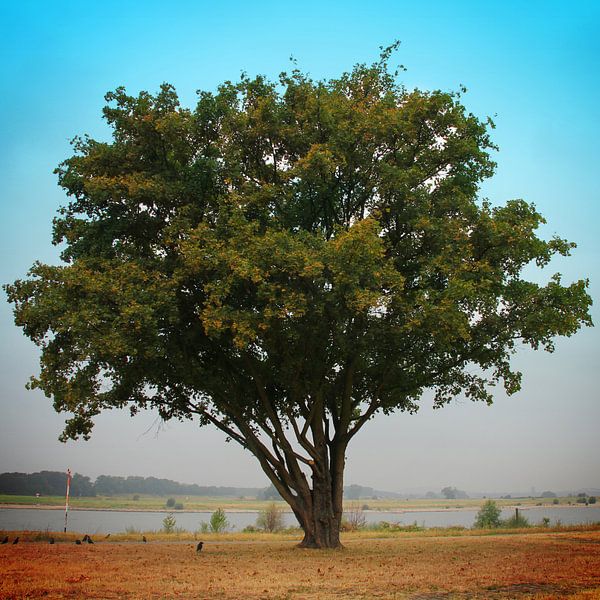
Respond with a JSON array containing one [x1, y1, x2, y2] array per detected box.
[[1, 530, 599, 599]]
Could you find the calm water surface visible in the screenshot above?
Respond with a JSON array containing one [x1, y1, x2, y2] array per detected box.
[[1, 506, 599, 534]]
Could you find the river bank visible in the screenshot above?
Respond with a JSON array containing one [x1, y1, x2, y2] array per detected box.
[[0, 501, 585, 513]]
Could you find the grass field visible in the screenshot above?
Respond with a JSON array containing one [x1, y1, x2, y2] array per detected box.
[[0, 494, 581, 512], [1, 528, 599, 599]]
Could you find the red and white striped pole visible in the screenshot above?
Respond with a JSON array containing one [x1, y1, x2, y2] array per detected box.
[[63, 469, 72, 533]]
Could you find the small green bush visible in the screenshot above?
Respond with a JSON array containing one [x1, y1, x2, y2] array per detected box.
[[166, 497, 176, 508], [162, 513, 177, 533], [474, 500, 502, 528], [552, 498, 559, 505], [173, 502, 184, 510], [209, 508, 229, 533], [589, 496, 597, 504]]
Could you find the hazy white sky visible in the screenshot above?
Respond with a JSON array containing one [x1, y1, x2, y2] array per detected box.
[[1, 1, 598, 494]]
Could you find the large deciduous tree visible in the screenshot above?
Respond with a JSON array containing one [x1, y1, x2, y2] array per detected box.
[[5, 48, 592, 548]]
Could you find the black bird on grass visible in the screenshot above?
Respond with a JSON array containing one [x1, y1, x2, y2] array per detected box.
[[142, 535, 147, 543], [75, 539, 82, 545], [1, 536, 8, 544], [105, 533, 111, 539], [82, 534, 90, 542], [49, 538, 55, 544], [196, 541, 204, 553], [86, 536, 94, 544], [12, 537, 19, 545]]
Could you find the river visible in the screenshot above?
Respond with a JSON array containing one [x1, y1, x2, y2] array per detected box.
[[1, 505, 599, 534]]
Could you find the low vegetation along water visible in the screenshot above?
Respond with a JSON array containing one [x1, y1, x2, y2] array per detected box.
[[1, 506, 599, 534]]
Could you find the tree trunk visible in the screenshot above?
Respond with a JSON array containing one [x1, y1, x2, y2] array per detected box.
[[297, 509, 342, 548], [295, 463, 343, 549]]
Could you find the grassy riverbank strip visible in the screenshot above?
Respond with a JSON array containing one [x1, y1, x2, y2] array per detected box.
[[2, 522, 600, 543], [0, 494, 584, 512]]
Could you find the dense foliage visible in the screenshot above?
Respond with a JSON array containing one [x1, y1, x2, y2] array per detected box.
[[0, 471, 261, 497], [5, 47, 592, 546], [0, 471, 94, 497], [474, 499, 502, 528]]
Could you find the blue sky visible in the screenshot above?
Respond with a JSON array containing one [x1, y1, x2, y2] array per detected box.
[[0, 1, 598, 493]]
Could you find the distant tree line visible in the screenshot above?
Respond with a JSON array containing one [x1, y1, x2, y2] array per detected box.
[[0, 471, 409, 500], [441, 486, 469, 500], [344, 485, 375, 500], [92, 474, 260, 497], [0, 471, 262, 498], [0, 471, 95, 497]]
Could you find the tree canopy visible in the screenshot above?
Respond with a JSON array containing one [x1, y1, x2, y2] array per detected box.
[[5, 47, 592, 547]]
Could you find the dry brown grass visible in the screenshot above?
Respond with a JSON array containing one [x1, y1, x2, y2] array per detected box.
[[1, 530, 599, 599]]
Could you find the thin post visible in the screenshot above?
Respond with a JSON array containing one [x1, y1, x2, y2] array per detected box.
[[63, 468, 72, 533], [515, 507, 519, 522]]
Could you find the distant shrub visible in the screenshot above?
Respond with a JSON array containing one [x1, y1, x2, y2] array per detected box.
[[132, 494, 140, 501], [166, 497, 176, 508], [553, 498, 559, 505], [503, 511, 530, 528], [374, 520, 423, 532], [256, 502, 284, 532], [173, 502, 184, 510], [576, 497, 587, 504], [589, 496, 597, 504], [541, 517, 551, 527], [197, 521, 209, 534], [342, 503, 366, 531], [125, 525, 140, 534], [474, 500, 502, 528], [242, 525, 258, 533], [209, 508, 229, 533], [31, 527, 53, 542], [162, 513, 177, 533], [361, 504, 370, 511]]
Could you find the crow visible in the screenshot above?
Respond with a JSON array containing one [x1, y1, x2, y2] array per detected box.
[[82, 534, 90, 542], [75, 539, 82, 545], [12, 537, 19, 545], [105, 533, 111, 539], [49, 538, 55, 544], [196, 541, 204, 553], [1, 536, 8, 544], [142, 535, 147, 543], [86, 536, 94, 544]]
